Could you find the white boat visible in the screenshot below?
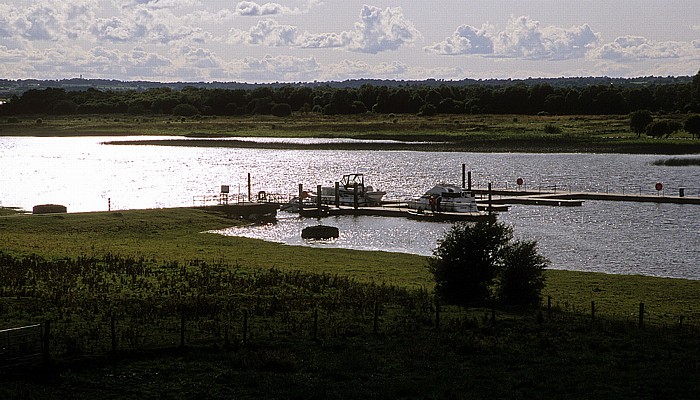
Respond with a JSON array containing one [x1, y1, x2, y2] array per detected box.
[[314, 174, 386, 206], [407, 185, 480, 213]]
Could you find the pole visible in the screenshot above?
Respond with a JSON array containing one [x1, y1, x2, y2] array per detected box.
[[247, 173, 251, 203], [317, 184, 322, 218], [468, 171, 472, 191], [488, 182, 492, 214], [353, 183, 359, 209], [462, 164, 466, 189], [335, 182, 340, 208], [298, 184, 304, 213]]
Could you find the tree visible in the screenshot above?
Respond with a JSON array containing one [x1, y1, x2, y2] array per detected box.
[[629, 110, 653, 137], [428, 221, 548, 306], [646, 120, 672, 138], [270, 103, 292, 117], [684, 114, 700, 139], [172, 103, 199, 117]]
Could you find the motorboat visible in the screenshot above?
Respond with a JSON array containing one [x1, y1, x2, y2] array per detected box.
[[407, 185, 480, 213], [314, 173, 386, 206]]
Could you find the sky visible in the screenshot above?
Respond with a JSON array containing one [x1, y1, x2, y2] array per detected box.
[[0, 0, 699, 83]]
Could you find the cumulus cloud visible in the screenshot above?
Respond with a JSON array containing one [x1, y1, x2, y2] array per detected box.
[[424, 24, 493, 55], [321, 59, 408, 80], [298, 5, 421, 53], [229, 19, 298, 46], [234, 1, 299, 16], [426, 16, 598, 60], [90, 7, 204, 44], [230, 5, 420, 53], [235, 54, 321, 82], [493, 16, 598, 60], [590, 35, 698, 61]]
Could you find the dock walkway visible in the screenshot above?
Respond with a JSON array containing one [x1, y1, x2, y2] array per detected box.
[[471, 188, 700, 205]]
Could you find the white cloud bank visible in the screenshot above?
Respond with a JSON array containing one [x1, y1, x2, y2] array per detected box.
[[425, 16, 598, 60], [230, 5, 421, 53]]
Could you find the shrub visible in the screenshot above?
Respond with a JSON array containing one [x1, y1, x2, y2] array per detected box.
[[428, 221, 548, 307], [172, 103, 200, 117], [544, 124, 562, 134]]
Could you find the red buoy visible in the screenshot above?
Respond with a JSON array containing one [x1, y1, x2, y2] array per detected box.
[[516, 178, 524, 186], [655, 182, 663, 191]]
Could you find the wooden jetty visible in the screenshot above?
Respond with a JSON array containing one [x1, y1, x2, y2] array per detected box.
[[197, 203, 278, 221], [471, 188, 700, 206]]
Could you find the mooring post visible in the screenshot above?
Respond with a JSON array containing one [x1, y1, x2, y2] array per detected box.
[[247, 173, 252, 202], [462, 163, 466, 189], [317, 184, 322, 218], [298, 183, 304, 213], [353, 183, 359, 209], [468, 171, 472, 191], [488, 182, 493, 214], [335, 182, 340, 208]]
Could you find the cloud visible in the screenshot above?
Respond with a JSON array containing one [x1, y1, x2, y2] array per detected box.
[[426, 16, 598, 60], [321, 59, 408, 80], [90, 7, 204, 44], [591, 35, 699, 61], [229, 19, 298, 46], [230, 5, 420, 53], [493, 16, 598, 60], [348, 5, 421, 53], [424, 24, 493, 55], [234, 1, 299, 16], [234, 54, 321, 82], [298, 5, 421, 53]]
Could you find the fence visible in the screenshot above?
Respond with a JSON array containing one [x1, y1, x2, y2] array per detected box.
[[0, 323, 47, 371]]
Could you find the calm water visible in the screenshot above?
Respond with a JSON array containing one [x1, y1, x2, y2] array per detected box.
[[2, 136, 699, 279]]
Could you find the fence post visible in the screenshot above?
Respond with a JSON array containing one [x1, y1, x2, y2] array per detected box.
[[435, 297, 441, 331], [180, 307, 186, 348], [243, 310, 248, 345], [42, 320, 51, 366], [639, 302, 645, 330], [373, 301, 379, 334], [110, 314, 117, 352]]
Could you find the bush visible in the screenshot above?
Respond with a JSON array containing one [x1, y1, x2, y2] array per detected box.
[[172, 103, 200, 117], [544, 124, 562, 134], [428, 221, 548, 307], [270, 103, 292, 117]]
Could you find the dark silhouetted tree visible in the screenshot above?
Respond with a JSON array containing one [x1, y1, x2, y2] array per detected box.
[[629, 110, 653, 137], [684, 114, 700, 139]]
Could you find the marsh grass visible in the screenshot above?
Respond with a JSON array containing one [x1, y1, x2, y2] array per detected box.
[[652, 157, 700, 166]]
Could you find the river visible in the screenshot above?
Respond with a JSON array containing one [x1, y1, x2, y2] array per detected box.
[[1, 136, 699, 279]]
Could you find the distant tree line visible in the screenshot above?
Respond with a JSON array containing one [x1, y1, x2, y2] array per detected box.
[[2, 70, 700, 117]]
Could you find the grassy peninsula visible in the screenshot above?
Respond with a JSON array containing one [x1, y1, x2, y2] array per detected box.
[[2, 113, 700, 154]]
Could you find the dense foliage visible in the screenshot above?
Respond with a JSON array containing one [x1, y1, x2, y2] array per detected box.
[[2, 70, 700, 117], [428, 221, 548, 307]]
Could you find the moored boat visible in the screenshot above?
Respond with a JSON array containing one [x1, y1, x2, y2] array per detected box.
[[407, 185, 480, 213]]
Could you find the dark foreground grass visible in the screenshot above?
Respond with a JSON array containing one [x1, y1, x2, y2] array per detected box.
[[3, 318, 699, 399]]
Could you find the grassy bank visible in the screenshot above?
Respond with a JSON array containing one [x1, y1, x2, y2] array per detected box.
[[1, 207, 697, 324], [2, 113, 700, 154], [2, 207, 699, 398]]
